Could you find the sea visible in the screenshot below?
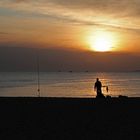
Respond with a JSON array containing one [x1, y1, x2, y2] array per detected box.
[[0, 72, 140, 97]]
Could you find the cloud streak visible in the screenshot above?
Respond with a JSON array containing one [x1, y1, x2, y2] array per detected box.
[[0, 32, 9, 34], [0, 0, 140, 32]]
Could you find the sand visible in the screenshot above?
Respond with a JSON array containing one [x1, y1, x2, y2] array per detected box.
[[0, 97, 140, 139]]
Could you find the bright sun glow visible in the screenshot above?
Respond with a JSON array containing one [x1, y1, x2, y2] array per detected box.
[[88, 31, 115, 52]]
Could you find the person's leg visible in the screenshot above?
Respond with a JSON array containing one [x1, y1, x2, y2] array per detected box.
[[97, 89, 105, 98]]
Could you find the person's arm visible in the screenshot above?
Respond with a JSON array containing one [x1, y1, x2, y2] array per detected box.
[[102, 85, 109, 92]]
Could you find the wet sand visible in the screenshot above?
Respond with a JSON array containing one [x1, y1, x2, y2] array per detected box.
[[0, 97, 140, 139]]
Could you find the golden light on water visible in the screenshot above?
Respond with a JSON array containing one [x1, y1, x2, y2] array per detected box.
[[87, 30, 117, 52]]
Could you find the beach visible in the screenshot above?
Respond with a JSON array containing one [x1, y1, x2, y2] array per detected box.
[[0, 97, 140, 139]]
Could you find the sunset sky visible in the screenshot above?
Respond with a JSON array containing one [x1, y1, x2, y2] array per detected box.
[[0, 0, 140, 71]]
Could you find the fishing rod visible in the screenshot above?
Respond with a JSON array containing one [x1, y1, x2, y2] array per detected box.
[[37, 50, 41, 97]]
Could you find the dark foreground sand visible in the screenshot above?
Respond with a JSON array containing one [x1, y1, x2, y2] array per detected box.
[[0, 97, 140, 139]]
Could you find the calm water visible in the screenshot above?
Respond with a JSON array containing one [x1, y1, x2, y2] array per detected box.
[[0, 72, 140, 97]]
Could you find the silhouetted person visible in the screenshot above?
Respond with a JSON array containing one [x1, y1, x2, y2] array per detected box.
[[94, 78, 105, 98]]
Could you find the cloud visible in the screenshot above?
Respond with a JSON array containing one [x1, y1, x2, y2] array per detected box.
[[0, 46, 139, 72], [2, 0, 140, 17], [0, 32, 9, 34], [14, 0, 28, 2], [0, 0, 140, 32]]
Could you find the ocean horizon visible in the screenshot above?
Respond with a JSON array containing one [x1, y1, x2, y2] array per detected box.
[[0, 72, 140, 97]]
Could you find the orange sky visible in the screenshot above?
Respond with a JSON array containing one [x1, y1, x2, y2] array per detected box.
[[0, 0, 140, 72], [0, 0, 140, 53]]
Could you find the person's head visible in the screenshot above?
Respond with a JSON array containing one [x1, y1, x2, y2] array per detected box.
[[96, 78, 99, 81]]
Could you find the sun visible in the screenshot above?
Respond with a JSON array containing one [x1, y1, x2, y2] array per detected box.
[[93, 36, 112, 52], [88, 31, 114, 52]]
